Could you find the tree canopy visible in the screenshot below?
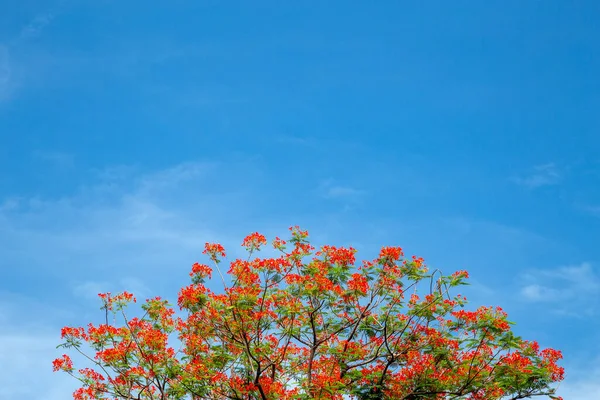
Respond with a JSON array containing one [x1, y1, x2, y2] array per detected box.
[[54, 227, 564, 399]]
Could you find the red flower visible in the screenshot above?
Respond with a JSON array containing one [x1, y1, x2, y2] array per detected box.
[[241, 232, 268, 250], [52, 354, 73, 372]]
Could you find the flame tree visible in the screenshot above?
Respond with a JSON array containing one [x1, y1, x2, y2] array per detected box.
[[54, 227, 564, 400]]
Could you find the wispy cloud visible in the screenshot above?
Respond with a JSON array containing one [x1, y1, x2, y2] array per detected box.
[[136, 161, 215, 194], [0, 197, 20, 212], [519, 262, 600, 315], [0, 331, 78, 400], [520, 284, 561, 301], [512, 163, 562, 188], [579, 204, 600, 218], [559, 377, 600, 400], [0, 291, 81, 400], [319, 179, 365, 199], [325, 185, 362, 198], [32, 150, 75, 168], [0, 161, 260, 294], [19, 13, 55, 40], [557, 358, 600, 399], [275, 135, 318, 147], [0, 7, 61, 103]]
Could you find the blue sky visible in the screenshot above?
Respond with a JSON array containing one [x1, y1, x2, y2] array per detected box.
[[1, 1, 599, 398]]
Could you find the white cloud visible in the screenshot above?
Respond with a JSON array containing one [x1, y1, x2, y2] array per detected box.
[[0, 291, 80, 399], [0, 7, 60, 103], [19, 13, 55, 40], [580, 204, 600, 218], [559, 380, 600, 400], [0, 162, 236, 272], [512, 163, 561, 188], [0, 197, 20, 212], [326, 186, 361, 198], [556, 359, 600, 400], [0, 332, 78, 400], [519, 262, 600, 315], [520, 284, 561, 301], [135, 161, 216, 195], [319, 179, 364, 200]]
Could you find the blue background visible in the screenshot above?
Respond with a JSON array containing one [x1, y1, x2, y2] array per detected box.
[[1, 1, 599, 398]]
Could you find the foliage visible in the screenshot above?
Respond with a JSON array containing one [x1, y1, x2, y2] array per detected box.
[[54, 227, 564, 399]]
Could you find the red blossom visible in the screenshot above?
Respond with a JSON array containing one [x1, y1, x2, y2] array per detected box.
[[52, 354, 73, 372], [241, 232, 268, 250], [203, 242, 226, 260], [190, 262, 212, 277]]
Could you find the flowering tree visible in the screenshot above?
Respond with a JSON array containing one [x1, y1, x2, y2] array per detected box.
[[54, 227, 564, 399]]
